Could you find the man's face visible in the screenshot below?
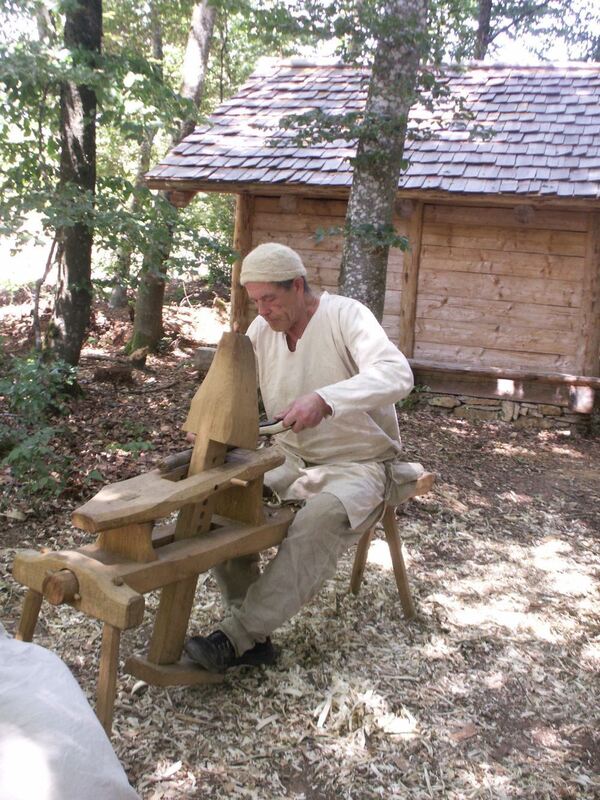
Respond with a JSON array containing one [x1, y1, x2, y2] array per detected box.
[[245, 279, 304, 333]]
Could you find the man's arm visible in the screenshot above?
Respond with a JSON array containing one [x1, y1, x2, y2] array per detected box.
[[314, 299, 414, 417], [276, 392, 332, 432]]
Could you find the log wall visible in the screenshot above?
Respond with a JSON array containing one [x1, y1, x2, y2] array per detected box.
[[233, 193, 599, 411], [415, 204, 589, 374]]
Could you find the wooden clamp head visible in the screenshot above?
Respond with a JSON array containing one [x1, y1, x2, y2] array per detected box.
[[182, 332, 258, 450]]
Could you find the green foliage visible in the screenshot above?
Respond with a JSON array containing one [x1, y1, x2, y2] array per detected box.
[[397, 385, 429, 411], [2, 425, 71, 500], [106, 439, 154, 456], [105, 419, 154, 458], [0, 354, 77, 423], [0, 353, 77, 504], [314, 222, 409, 251]]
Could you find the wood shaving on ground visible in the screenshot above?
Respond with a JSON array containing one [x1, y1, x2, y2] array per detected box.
[[1, 365, 599, 799]]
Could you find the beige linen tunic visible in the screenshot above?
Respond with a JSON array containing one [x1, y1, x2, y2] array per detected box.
[[247, 291, 414, 529]]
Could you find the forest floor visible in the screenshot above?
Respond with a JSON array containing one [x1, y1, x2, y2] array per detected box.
[[1, 284, 599, 799]]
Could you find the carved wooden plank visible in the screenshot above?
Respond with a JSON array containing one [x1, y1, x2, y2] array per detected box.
[[107, 508, 293, 595], [125, 656, 224, 687], [95, 522, 156, 563], [12, 550, 145, 629], [72, 447, 283, 532]]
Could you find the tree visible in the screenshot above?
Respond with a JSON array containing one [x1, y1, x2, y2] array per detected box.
[[129, 0, 217, 355], [51, 0, 102, 365], [338, 0, 429, 321]]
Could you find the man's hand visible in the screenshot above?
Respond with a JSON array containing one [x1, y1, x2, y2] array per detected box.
[[277, 392, 332, 433]]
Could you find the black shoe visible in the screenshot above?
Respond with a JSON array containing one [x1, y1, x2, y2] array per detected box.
[[184, 630, 277, 673]]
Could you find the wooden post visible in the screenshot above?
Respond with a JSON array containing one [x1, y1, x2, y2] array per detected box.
[[96, 623, 121, 735], [398, 201, 424, 357], [231, 193, 255, 334], [16, 589, 43, 642], [578, 212, 600, 377]]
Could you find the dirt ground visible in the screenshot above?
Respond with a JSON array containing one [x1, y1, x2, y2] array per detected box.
[[1, 290, 599, 799]]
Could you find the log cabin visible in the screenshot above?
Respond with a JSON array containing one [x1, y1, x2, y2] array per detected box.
[[145, 59, 600, 425]]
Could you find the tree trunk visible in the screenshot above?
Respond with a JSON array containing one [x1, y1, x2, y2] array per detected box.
[[130, 0, 217, 353], [52, 0, 102, 366], [110, 6, 162, 309], [474, 0, 493, 60], [338, 0, 428, 322]]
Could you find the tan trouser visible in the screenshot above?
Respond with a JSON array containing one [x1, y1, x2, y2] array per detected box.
[[214, 492, 381, 656]]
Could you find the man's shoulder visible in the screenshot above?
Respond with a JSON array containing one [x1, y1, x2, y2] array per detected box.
[[246, 314, 268, 339], [321, 291, 377, 329], [321, 291, 367, 316]]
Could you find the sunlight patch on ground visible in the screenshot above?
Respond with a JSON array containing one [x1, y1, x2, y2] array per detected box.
[[548, 445, 583, 457], [498, 489, 534, 504], [580, 641, 600, 668], [366, 539, 395, 570], [492, 442, 535, 457], [432, 594, 560, 642], [532, 539, 596, 596], [0, 300, 34, 319]]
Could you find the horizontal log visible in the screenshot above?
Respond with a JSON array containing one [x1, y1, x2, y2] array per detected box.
[[420, 245, 585, 282], [413, 342, 577, 372], [412, 371, 572, 406], [424, 204, 589, 233], [415, 317, 578, 357], [255, 211, 346, 236], [409, 358, 600, 388], [423, 222, 587, 258], [416, 293, 578, 333], [419, 268, 582, 308], [255, 195, 349, 217], [253, 229, 342, 252]]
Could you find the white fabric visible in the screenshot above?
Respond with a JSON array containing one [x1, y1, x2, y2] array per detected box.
[[0, 628, 139, 800], [248, 291, 414, 528], [240, 242, 307, 284]]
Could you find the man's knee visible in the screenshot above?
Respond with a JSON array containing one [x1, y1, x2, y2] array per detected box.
[[292, 492, 350, 533]]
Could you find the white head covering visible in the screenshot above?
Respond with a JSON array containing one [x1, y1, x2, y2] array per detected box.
[[239, 243, 307, 285]]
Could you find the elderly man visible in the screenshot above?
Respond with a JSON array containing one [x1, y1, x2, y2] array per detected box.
[[185, 242, 414, 672]]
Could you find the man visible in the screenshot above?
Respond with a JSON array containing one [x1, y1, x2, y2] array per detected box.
[[185, 242, 414, 672]]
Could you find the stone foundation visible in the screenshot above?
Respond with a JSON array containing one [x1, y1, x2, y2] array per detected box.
[[419, 392, 591, 431]]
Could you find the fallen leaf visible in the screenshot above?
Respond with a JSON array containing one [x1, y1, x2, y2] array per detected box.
[[450, 722, 478, 741]]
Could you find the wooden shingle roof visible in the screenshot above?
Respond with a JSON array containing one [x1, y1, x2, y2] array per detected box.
[[146, 59, 600, 200]]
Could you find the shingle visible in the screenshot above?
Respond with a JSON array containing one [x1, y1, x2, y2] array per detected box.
[[145, 61, 600, 199]]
